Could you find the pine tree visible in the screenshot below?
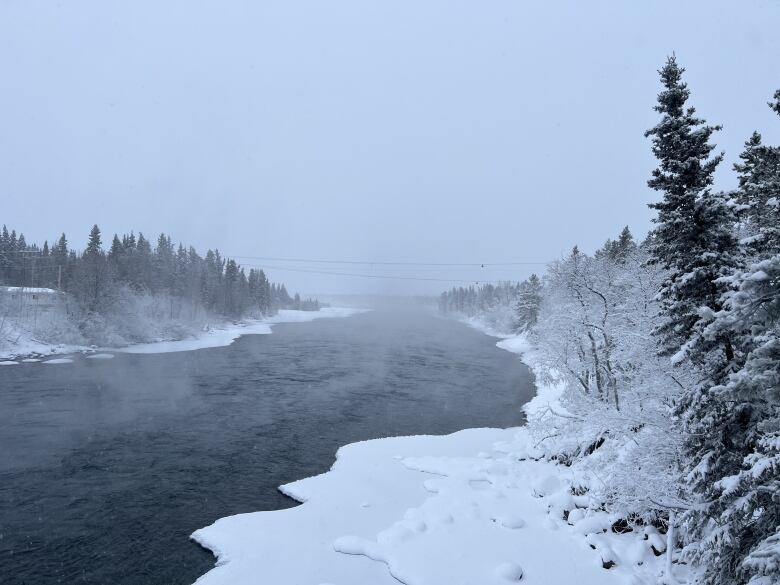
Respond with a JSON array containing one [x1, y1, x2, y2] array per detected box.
[[153, 233, 175, 293], [173, 243, 188, 298], [598, 226, 636, 262], [134, 233, 153, 290], [614, 225, 635, 260], [79, 225, 110, 311], [644, 55, 737, 371], [0, 226, 9, 284], [771, 89, 780, 116], [688, 88, 780, 585], [186, 246, 203, 311], [734, 132, 780, 254], [223, 259, 240, 317], [15, 233, 28, 285], [698, 257, 780, 585], [108, 235, 122, 260], [54, 233, 68, 258], [514, 274, 542, 332], [645, 57, 744, 583], [52, 233, 69, 290], [734, 132, 764, 204], [85, 225, 102, 257]]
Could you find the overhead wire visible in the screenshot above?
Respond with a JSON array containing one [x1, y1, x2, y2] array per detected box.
[[1, 249, 549, 284], [228, 254, 547, 267], [239, 262, 529, 284]]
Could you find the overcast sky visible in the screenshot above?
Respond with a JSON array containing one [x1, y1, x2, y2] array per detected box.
[[1, 1, 779, 295]]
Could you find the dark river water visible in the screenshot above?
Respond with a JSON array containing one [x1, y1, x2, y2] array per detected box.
[[0, 306, 534, 585]]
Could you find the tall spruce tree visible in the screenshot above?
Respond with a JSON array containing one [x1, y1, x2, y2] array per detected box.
[[85, 224, 102, 256], [53, 233, 69, 290], [734, 131, 780, 254], [688, 89, 780, 585], [644, 55, 737, 371], [513, 274, 543, 332], [645, 56, 744, 584], [80, 224, 109, 311]]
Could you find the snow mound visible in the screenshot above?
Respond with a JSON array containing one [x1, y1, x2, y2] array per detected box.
[[43, 358, 74, 364], [531, 474, 562, 497], [494, 562, 524, 581]]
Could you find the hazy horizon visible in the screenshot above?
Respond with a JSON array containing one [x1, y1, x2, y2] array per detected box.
[[2, 1, 779, 295]]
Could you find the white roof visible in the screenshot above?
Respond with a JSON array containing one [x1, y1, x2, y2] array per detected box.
[[0, 286, 59, 294]]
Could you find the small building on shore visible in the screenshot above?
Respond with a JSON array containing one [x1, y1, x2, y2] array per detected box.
[[0, 286, 66, 315]]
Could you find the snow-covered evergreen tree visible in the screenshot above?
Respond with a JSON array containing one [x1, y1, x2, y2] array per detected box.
[[684, 89, 780, 585], [698, 255, 780, 585], [733, 131, 780, 256], [643, 56, 754, 584], [513, 274, 543, 332], [77, 224, 112, 312], [644, 55, 738, 373]]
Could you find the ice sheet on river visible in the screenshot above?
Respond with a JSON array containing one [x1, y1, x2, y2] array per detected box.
[[193, 425, 665, 585], [112, 308, 366, 354]]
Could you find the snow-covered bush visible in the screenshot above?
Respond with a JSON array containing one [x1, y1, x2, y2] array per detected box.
[[103, 285, 206, 343], [528, 237, 692, 522]]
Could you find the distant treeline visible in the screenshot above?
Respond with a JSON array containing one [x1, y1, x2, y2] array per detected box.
[[0, 224, 320, 318]]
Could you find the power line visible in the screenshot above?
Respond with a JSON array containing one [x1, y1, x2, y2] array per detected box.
[[1, 248, 549, 266], [7, 262, 528, 284], [0, 249, 55, 254], [1, 247, 546, 284], [241, 263, 517, 284], [229, 254, 548, 267]]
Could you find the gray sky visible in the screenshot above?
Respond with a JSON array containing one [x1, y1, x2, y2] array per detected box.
[[1, 1, 779, 295]]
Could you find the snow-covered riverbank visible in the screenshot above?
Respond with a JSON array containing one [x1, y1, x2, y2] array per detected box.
[[192, 320, 674, 585], [0, 308, 366, 363], [110, 308, 366, 354]]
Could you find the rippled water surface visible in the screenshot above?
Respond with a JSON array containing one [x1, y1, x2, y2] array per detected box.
[[0, 307, 534, 585]]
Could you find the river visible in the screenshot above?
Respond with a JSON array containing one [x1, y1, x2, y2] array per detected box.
[[0, 306, 534, 585]]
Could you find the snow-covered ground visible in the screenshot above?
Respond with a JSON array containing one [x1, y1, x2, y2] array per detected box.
[[0, 308, 366, 362], [192, 320, 673, 585], [0, 336, 86, 362], [0, 317, 88, 361]]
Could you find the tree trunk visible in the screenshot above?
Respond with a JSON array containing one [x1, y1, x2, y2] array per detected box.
[[665, 511, 676, 583]]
